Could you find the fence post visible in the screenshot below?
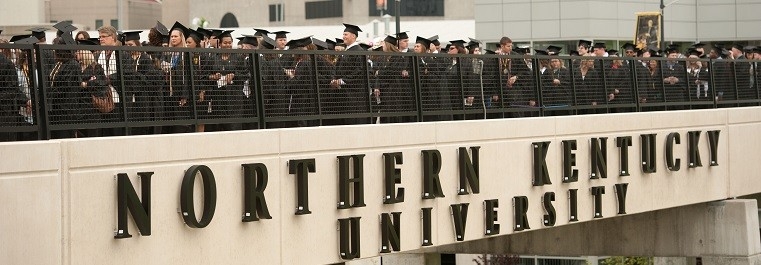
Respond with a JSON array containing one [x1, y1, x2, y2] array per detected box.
[[412, 55, 423, 122], [33, 44, 51, 140]]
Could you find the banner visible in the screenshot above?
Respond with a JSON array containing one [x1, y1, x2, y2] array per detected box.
[[634, 12, 662, 50]]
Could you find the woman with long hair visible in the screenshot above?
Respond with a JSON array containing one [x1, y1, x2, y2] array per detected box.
[[572, 54, 604, 114], [48, 38, 88, 138], [75, 46, 108, 137], [376, 35, 413, 123], [160, 22, 191, 133]]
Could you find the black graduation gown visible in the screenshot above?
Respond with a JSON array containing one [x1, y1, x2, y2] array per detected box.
[[0, 54, 23, 141], [130, 52, 166, 126], [327, 44, 369, 124], [540, 67, 571, 107], [419, 54, 451, 121], [375, 55, 413, 118], [662, 61, 688, 107]]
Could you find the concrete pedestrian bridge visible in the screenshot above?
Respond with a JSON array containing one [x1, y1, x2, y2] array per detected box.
[[2, 107, 760, 265]]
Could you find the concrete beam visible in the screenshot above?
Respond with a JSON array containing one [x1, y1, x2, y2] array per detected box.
[[433, 199, 760, 257]]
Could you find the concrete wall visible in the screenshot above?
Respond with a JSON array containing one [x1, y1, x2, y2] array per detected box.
[[188, 0, 474, 28], [1, 107, 761, 264], [475, 0, 761, 44], [0, 0, 44, 26]]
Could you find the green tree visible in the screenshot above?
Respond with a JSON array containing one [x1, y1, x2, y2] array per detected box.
[[600, 256, 653, 265]]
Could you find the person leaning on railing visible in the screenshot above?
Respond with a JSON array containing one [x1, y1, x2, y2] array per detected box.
[[0, 39, 27, 142]]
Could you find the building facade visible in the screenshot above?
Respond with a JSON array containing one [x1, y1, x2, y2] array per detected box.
[[475, 0, 761, 52], [188, 0, 473, 28]]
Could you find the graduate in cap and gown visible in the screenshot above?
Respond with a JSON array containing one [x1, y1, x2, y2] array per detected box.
[[121, 30, 166, 134], [375, 34, 414, 123], [326, 23, 369, 125]]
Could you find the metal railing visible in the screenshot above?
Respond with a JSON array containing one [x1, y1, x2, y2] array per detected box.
[[0, 43, 758, 141]]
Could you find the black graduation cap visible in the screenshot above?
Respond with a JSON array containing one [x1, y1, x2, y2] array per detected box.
[[450, 40, 466, 48], [359, 43, 371, 50], [467, 37, 480, 48], [53, 21, 77, 35], [342, 23, 362, 36], [196, 28, 213, 38], [253, 28, 270, 37], [442, 44, 451, 53], [534, 49, 548, 56], [237, 35, 259, 46], [513, 46, 529, 55], [372, 46, 383, 52], [10, 34, 33, 43], [260, 35, 276, 49], [335, 38, 346, 47], [752, 47, 761, 54], [647, 48, 660, 57], [607, 49, 619, 56], [569, 50, 580, 56], [170, 21, 188, 34], [593, 42, 606, 49], [186, 28, 204, 42], [27, 27, 48, 40], [121, 31, 142, 42], [731, 43, 743, 51], [578, 39, 592, 48], [88, 37, 100, 43], [744, 46, 756, 53], [326, 38, 336, 50], [692, 42, 706, 48], [286, 36, 312, 49], [466, 41, 479, 50], [621, 43, 636, 51], [396, 31, 409, 40], [209, 29, 224, 38], [428, 35, 439, 46], [415, 36, 431, 48], [546, 45, 562, 55], [272, 31, 289, 39], [154, 21, 169, 36], [312, 38, 328, 50], [666, 46, 680, 54], [686, 48, 701, 57], [484, 49, 496, 55], [77, 39, 99, 46], [216, 30, 234, 39], [384, 35, 398, 46]]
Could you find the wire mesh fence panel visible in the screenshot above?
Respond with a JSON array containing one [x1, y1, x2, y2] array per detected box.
[[570, 56, 606, 114], [538, 57, 574, 116], [417, 54, 454, 121], [369, 53, 416, 123], [733, 59, 759, 105], [497, 55, 539, 117], [603, 58, 637, 112], [711, 59, 737, 104], [0, 45, 38, 141], [635, 59, 666, 111], [258, 51, 293, 127], [318, 51, 371, 125], [684, 58, 714, 109], [479, 56, 504, 118], [660, 59, 690, 110]]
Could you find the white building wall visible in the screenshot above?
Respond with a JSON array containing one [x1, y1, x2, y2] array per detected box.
[[476, 0, 761, 44]]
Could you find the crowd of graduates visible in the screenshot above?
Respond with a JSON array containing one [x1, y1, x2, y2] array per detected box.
[[0, 20, 759, 141]]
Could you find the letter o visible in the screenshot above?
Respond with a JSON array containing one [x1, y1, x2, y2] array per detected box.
[[180, 165, 217, 228]]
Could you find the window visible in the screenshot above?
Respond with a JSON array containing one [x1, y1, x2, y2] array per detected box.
[[110, 19, 119, 28], [95, 19, 103, 29], [305, 0, 342, 19], [50, 20, 58, 23], [367, 0, 444, 16], [269, 4, 284, 22]]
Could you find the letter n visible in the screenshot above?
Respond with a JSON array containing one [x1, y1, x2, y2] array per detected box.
[[115, 172, 152, 239]]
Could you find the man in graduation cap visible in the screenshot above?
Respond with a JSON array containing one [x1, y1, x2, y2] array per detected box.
[[272, 31, 289, 50], [396, 31, 410, 53], [662, 46, 688, 108], [730, 44, 753, 100], [326, 23, 369, 125], [428, 35, 440, 53]]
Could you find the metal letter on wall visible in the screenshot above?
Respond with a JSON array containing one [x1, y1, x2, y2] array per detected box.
[[616, 136, 632, 176], [380, 212, 401, 253], [337, 155, 366, 209], [458, 146, 480, 195], [591, 186, 605, 218], [421, 150, 445, 199], [338, 217, 361, 260], [289, 159, 316, 215], [451, 203, 469, 241], [641, 134, 657, 173], [115, 172, 152, 239], [532, 142, 551, 186], [542, 192, 556, 227], [383, 152, 405, 204], [513, 196, 530, 231], [666, 132, 681, 171], [180, 165, 217, 228], [242, 163, 272, 222], [615, 183, 629, 215], [707, 130, 720, 166], [590, 137, 608, 179], [421, 207, 433, 246], [687, 131, 703, 168], [568, 189, 578, 222], [484, 199, 500, 236], [562, 140, 579, 183]]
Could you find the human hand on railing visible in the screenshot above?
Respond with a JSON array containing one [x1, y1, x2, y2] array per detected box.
[[373, 88, 380, 98], [608, 93, 615, 101], [528, 100, 536, 107], [330, 79, 340, 89], [198, 90, 205, 102], [25, 100, 32, 116], [508, 76, 517, 87], [401, 70, 409, 78], [225, 73, 235, 84], [160, 61, 172, 72], [553, 79, 561, 85], [591, 101, 598, 106], [179, 98, 187, 106], [639, 97, 647, 103], [284, 69, 295, 79], [492, 95, 499, 102], [465, 96, 475, 106]]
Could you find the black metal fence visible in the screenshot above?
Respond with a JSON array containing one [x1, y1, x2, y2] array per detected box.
[[0, 43, 759, 141]]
